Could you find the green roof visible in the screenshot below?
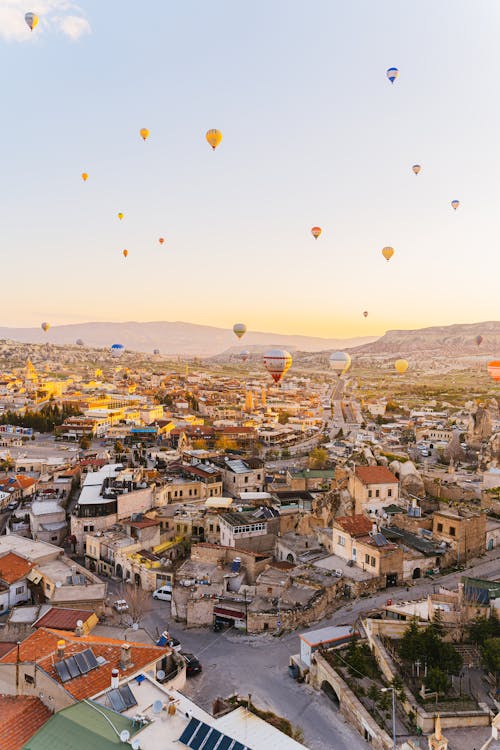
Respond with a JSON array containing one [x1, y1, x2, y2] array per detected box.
[[23, 700, 138, 750], [291, 470, 335, 478]]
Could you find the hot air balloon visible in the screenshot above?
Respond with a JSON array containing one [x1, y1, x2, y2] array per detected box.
[[95, 368, 102, 378], [117, 212, 124, 220], [382, 246, 394, 262], [311, 227, 322, 240], [158, 237, 165, 245], [363, 311, 368, 318], [451, 199, 460, 210], [412, 165, 421, 175], [395, 359, 409, 374], [25, 12, 38, 31], [329, 351, 351, 377], [139, 128, 150, 141], [153, 348, 160, 356], [240, 349, 250, 362], [233, 323, 247, 339], [206, 129, 222, 150], [76, 338, 84, 346], [263, 349, 292, 384], [81, 172, 88, 182], [122, 249, 128, 258], [41, 322, 50, 333], [475, 335, 484, 347], [386, 67, 399, 84], [488, 362, 500, 382], [111, 344, 125, 358]]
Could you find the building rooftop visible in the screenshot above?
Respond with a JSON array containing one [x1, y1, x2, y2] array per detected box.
[[219, 511, 265, 528], [0, 535, 61, 563], [334, 515, 373, 537], [354, 466, 398, 485], [1, 695, 52, 750], [0, 551, 33, 583], [33, 607, 96, 631], [299, 625, 356, 647]]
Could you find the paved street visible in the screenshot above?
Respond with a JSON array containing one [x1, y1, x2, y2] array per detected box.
[[118, 549, 500, 750]]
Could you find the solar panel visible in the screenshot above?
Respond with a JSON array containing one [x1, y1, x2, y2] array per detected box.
[[178, 719, 252, 750], [108, 688, 127, 713], [74, 651, 90, 674], [65, 655, 80, 679], [118, 684, 137, 709], [83, 648, 99, 669], [373, 533, 389, 547], [55, 660, 71, 683]]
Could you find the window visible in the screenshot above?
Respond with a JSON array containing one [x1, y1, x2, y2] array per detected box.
[[388, 489, 392, 497], [375, 489, 380, 498], [365, 554, 370, 564], [189, 489, 192, 496], [24, 674, 34, 685], [437, 523, 443, 532], [370, 556, 376, 567], [244, 476, 248, 483], [16, 586, 24, 595], [209, 524, 214, 532], [337, 535, 345, 546], [368, 490, 372, 498], [257, 474, 261, 480], [267, 587, 272, 594], [449, 526, 456, 537]]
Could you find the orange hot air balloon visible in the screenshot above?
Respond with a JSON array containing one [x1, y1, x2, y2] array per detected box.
[[140, 128, 150, 141], [487, 361, 500, 382], [81, 172, 88, 182], [206, 129, 222, 150], [382, 246, 394, 262], [311, 226, 322, 240], [123, 249, 128, 258], [158, 237, 165, 245]]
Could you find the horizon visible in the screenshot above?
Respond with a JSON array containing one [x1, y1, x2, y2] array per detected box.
[[2, 2, 500, 336]]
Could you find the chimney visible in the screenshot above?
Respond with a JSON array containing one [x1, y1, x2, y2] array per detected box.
[[111, 668, 119, 689], [57, 640, 66, 659], [120, 643, 132, 670]]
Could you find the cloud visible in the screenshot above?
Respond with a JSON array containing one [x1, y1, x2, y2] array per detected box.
[[0, 1, 91, 41]]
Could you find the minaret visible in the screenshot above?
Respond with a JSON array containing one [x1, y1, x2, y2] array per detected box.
[[428, 715, 448, 750]]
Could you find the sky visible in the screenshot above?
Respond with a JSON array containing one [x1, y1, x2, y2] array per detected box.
[[1, 0, 500, 338]]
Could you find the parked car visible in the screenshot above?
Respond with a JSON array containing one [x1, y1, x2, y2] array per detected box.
[[153, 585, 172, 602], [181, 652, 202, 677], [167, 636, 181, 652], [113, 599, 129, 613]]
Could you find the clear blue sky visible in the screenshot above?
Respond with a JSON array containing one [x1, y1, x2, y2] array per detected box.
[[2, 0, 500, 337]]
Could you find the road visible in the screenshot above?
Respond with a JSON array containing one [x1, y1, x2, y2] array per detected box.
[[121, 549, 500, 750]]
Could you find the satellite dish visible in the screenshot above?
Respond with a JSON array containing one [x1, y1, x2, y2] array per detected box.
[[132, 622, 139, 631], [153, 699, 163, 713], [119, 730, 130, 743], [55, 581, 62, 588], [156, 669, 165, 682], [76, 619, 83, 628], [131, 741, 141, 750]]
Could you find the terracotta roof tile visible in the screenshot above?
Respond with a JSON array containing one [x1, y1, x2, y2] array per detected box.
[[0, 628, 169, 701], [0, 695, 52, 750], [34, 607, 94, 631], [354, 466, 398, 485], [0, 552, 33, 584], [334, 515, 374, 537]]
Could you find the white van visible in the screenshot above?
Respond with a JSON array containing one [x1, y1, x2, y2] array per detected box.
[[153, 585, 172, 601]]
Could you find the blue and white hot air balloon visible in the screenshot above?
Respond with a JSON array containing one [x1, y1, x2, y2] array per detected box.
[[111, 343, 125, 358], [386, 67, 399, 84], [451, 199, 460, 211]]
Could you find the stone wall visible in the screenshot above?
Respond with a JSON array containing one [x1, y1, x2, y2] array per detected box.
[[191, 543, 271, 583], [247, 587, 328, 634], [309, 653, 393, 750], [423, 478, 477, 503]]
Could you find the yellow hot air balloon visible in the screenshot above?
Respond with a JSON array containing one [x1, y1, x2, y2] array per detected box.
[[395, 359, 409, 374], [206, 129, 222, 150], [81, 172, 88, 182], [41, 322, 50, 333], [25, 12, 39, 31], [139, 128, 150, 141], [117, 212, 124, 220], [233, 323, 247, 339], [123, 249, 128, 258], [382, 246, 394, 262]]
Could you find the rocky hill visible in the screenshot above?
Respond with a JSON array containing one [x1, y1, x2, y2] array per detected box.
[[349, 321, 500, 357]]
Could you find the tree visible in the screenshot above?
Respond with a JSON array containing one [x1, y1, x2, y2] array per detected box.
[[482, 638, 500, 686], [79, 435, 91, 450], [114, 440, 125, 454], [278, 411, 290, 425], [215, 436, 238, 452], [309, 447, 328, 470], [469, 610, 500, 646], [192, 439, 208, 450], [424, 667, 449, 696], [121, 582, 152, 626], [367, 683, 380, 709]]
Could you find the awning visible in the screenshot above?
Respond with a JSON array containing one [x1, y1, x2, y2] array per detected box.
[[213, 606, 246, 621], [27, 570, 42, 585]]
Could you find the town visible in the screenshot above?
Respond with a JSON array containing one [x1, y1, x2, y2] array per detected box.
[[0, 340, 499, 750]]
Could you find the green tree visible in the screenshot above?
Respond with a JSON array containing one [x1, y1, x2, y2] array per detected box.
[[482, 638, 500, 685], [114, 440, 125, 454], [309, 447, 328, 470], [278, 411, 290, 425], [424, 667, 449, 696], [367, 683, 379, 709], [80, 435, 91, 450]]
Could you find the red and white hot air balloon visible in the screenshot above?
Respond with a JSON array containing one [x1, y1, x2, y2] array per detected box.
[[263, 349, 292, 384]]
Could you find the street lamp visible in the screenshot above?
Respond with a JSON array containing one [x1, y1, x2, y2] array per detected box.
[[380, 687, 396, 750]]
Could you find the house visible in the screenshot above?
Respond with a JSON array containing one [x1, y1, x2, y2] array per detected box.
[[0, 475, 38, 502], [29, 500, 67, 546], [33, 607, 99, 634], [332, 515, 374, 562], [331, 515, 402, 585], [0, 626, 185, 711], [216, 457, 265, 496], [0, 552, 33, 614], [219, 511, 277, 552], [349, 465, 399, 515], [298, 625, 358, 668], [433, 509, 486, 562]]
